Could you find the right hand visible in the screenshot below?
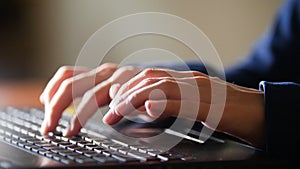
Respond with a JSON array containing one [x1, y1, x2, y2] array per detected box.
[[39, 63, 141, 136]]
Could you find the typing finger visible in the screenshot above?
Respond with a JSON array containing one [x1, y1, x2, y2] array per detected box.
[[110, 68, 205, 108], [108, 79, 200, 124], [41, 63, 118, 134], [40, 66, 89, 105], [64, 80, 112, 136], [145, 100, 208, 121]]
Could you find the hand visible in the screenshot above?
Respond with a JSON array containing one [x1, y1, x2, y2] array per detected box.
[[40, 63, 141, 136], [106, 68, 266, 147]]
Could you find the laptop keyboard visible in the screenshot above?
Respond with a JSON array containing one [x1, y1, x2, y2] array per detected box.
[[0, 107, 188, 165]]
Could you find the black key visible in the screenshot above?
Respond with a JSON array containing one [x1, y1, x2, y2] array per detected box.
[[66, 155, 76, 161], [58, 150, 78, 157], [109, 143, 124, 151], [45, 152, 57, 158], [77, 141, 91, 148], [92, 138, 110, 145], [48, 131, 63, 137], [110, 152, 139, 162], [127, 152, 147, 162], [26, 138, 40, 144], [92, 155, 117, 163], [39, 150, 52, 156], [50, 147, 66, 154], [93, 147, 105, 154], [24, 144, 33, 150], [58, 142, 73, 149], [34, 141, 49, 147], [11, 139, 18, 145], [30, 146, 40, 153], [32, 147, 45, 153], [60, 136, 69, 142], [147, 150, 163, 157], [83, 152, 98, 158], [129, 144, 148, 151], [4, 137, 12, 143], [85, 144, 99, 151], [102, 151, 111, 157], [157, 152, 184, 161], [69, 137, 83, 144], [75, 148, 89, 155], [60, 158, 73, 165], [67, 154, 86, 161], [17, 141, 32, 148], [75, 157, 96, 164], [19, 136, 28, 142], [52, 154, 61, 161], [67, 145, 82, 152]]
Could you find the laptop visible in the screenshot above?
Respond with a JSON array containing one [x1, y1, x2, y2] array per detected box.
[[0, 106, 278, 169]]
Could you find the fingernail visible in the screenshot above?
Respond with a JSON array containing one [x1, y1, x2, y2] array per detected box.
[[145, 100, 151, 110], [145, 101, 162, 118], [103, 110, 122, 125]]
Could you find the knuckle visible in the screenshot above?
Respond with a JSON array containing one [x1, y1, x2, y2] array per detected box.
[[141, 78, 157, 86], [127, 92, 138, 103], [190, 71, 203, 76], [102, 62, 117, 68], [97, 63, 118, 72], [194, 76, 208, 81], [113, 66, 133, 77], [158, 78, 172, 85], [60, 78, 73, 91], [141, 68, 158, 76], [57, 66, 73, 75]]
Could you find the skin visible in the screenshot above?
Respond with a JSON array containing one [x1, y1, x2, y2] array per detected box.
[[40, 63, 265, 148]]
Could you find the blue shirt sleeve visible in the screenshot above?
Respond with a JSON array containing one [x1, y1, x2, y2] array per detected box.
[[259, 81, 300, 166]]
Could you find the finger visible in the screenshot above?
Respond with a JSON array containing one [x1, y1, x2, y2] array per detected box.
[[109, 78, 161, 109], [112, 79, 200, 118], [42, 64, 118, 134], [145, 100, 209, 122], [102, 106, 146, 125], [108, 66, 141, 99], [109, 83, 121, 99], [110, 69, 206, 107], [40, 66, 89, 105], [64, 80, 113, 136], [111, 75, 211, 110]]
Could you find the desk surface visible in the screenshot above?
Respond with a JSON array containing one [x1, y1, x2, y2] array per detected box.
[[0, 80, 45, 108]]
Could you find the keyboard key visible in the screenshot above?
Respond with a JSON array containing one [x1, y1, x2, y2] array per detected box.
[[83, 152, 98, 158], [75, 157, 96, 164], [0, 107, 187, 165], [58, 150, 78, 157], [92, 155, 117, 163]]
